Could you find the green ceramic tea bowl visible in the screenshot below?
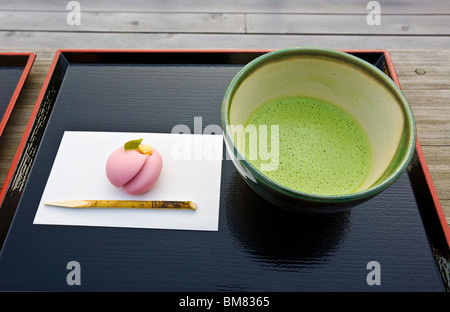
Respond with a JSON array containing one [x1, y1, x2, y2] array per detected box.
[[221, 47, 416, 213]]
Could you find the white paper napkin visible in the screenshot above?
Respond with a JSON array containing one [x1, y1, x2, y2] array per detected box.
[[33, 131, 223, 231]]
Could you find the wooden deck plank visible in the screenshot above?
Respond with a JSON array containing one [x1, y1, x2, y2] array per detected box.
[[389, 51, 450, 153], [0, 11, 246, 34], [2, 10, 449, 36], [398, 90, 450, 146], [1, 31, 450, 50], [247, 14, 450, 35], [442, 200, 450, 225], [393, 68, 450, 91], [2, 0, 450, 14], [421, 146, 450, 200], [389, 50, 450, 91]]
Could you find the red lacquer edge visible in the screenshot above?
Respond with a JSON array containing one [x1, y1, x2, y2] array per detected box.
[[0, 52, 36, 136], [0, 52, 36, 205], [1, 49, 448, 252], [0, 52, 39, 205]]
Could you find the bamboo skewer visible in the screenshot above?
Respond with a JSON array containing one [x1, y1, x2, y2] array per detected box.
[[44, 200, 197, 210]]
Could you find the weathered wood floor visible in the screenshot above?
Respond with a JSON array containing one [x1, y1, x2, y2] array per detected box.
[[1, 0, 450, 49]]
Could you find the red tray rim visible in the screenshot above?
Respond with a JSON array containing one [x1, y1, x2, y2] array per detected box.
[[1, 48, 448, 251], [0, 52, 35, 137]]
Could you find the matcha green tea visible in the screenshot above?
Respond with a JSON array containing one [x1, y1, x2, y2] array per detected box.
[[241, 96, 372, 195]]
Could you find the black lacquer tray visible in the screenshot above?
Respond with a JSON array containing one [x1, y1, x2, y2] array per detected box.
[[0, 49, 448, 292]]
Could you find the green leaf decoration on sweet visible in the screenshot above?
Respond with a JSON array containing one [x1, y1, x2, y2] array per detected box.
[[124, 138, 143, 151]]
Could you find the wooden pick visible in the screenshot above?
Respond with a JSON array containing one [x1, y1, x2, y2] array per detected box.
[[45, 200, 197, 210]]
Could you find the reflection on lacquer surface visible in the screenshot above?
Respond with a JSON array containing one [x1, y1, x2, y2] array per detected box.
[[226, 172, 351, 271]]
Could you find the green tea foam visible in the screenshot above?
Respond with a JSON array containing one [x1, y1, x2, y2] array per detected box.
[[241, 96, 372, 195]]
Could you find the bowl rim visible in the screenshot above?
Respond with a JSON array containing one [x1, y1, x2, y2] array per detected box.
[[221, 47, 417, 203]]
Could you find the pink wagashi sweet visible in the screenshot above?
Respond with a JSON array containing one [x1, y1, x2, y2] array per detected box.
[[105, 139, 163, 195]]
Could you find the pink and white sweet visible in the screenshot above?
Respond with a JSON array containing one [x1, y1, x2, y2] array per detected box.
[[106, 140, 163, 195]]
